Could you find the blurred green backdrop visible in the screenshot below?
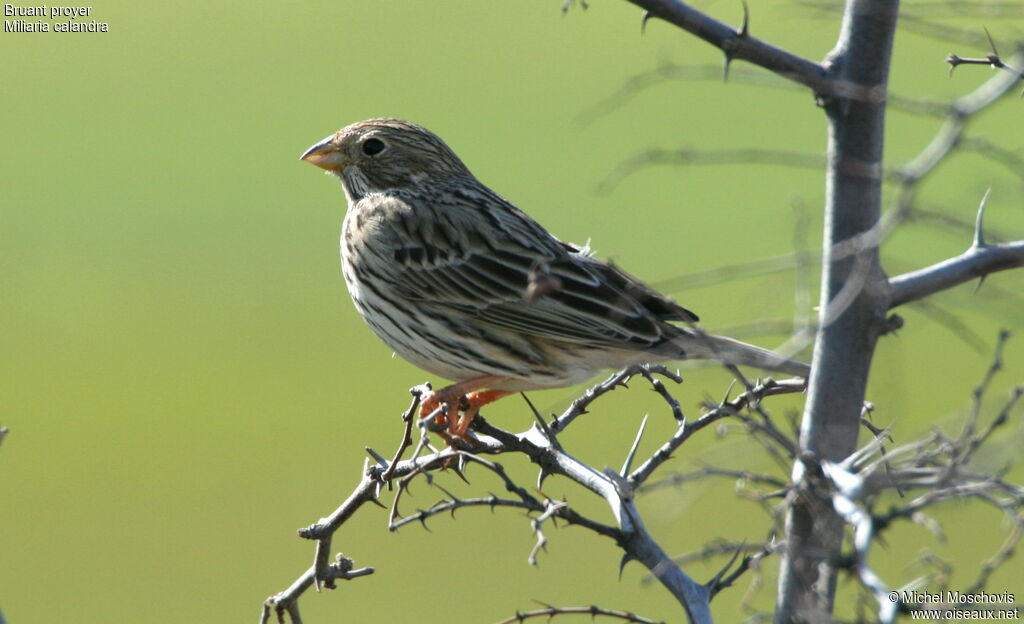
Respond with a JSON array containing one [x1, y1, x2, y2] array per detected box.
[[2, 1, 1022, 622]]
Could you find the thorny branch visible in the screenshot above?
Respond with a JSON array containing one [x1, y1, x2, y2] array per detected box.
[[494, 604, 665, 624], [587, 7, 1024, 624], [632, 333, 1024, 622], [885, 46, 1024, 238], [889, 192, 1024, 308], [579, 19, 1021, 615], [579, 57, 959, 131], [947, 28, 1024, 84], [262, 367, 806, 624], [628, 378, 805, 486], [820, 333, 1024, 624], [588, 33, 1024, 355], [548, 363, 682, 434], [594, 50, 1024, 321], [261, 344, 1023, 624], [379, 383, 427, 484], [621, 0, 835, 96]]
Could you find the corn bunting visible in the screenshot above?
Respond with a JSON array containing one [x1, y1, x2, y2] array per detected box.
[[301, 118, 809, 438]]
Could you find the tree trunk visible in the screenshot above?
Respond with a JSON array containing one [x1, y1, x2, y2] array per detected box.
[[775, 0, 899, 620]]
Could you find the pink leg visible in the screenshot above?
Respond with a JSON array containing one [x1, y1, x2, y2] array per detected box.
[[418, 376, 512, 441], [451, 389, 515, 437]]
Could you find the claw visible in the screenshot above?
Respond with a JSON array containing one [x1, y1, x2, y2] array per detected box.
[[417, 377, 515, 443]]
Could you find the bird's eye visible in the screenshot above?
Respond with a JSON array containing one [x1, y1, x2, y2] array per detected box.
[[362, 137, 386, 156]]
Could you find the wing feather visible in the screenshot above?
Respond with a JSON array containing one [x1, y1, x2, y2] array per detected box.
[[362, 192, 698, 351]]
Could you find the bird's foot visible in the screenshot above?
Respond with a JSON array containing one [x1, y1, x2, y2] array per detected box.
[[418, 379, 513, 444]]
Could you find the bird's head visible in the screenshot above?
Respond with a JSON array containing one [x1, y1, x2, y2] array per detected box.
[[300, 118, 471, 201]]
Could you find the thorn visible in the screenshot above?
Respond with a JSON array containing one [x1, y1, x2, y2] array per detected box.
[[368, 497, 388, 509], [880, 313, 904, 336], [708, 540, 746, 594], [523, 393, 561, 450], [537, 468, 550, 490], [560, 0, 577, 14], [973, 187, 992, 248], [984, 27, 1000, 59], [434, 482, 460, 502], [621, 414, 649, 475], [947, 54, 961, 75], [365, 446, 388, 467], [451, 457, 471, 484], [974, 274, 987, 294], [618, 552, 635, 580], [420, 468, 436, 486], [640, 10, 653, 34], [721, 379, 737, 405], [723, 0, 750, 82]]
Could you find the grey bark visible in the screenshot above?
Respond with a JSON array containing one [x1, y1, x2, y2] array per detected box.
[[775, 1, 899, 621]]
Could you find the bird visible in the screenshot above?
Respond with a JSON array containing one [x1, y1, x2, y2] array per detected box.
[[301, 118, 809, 440]]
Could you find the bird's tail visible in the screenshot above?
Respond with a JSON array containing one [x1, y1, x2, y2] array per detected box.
[[685, 333, 810, 377]]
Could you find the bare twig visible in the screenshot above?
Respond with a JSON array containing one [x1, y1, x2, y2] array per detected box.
[[890, 195, 1024, 308], [641, 465, 788, 494], [629, 378, 805, 486], [549, 365, 680, 434], [948, 29, 1024, 82], [623, 0, 831, 95], [261, 553, 375, 624], [578, 59, 948, 128], [495, 604, 665, 624], [707, 542, 771, 599], [905, 299, 989, 354], [380, 384, 428, 483], [651, 251, 816, 294], [578, 62, 797, 127], [598, 148, 826, 194], [636, 365, 685, 422]]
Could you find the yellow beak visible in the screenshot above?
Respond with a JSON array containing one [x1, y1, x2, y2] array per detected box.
[[300, 136, 348, 171]]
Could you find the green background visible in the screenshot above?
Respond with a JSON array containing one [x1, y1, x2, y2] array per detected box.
[[2, 1, 1022, 622]]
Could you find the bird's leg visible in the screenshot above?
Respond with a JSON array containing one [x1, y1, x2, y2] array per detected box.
[[451, 390, 515, 437], [419, 375, 510, 436]]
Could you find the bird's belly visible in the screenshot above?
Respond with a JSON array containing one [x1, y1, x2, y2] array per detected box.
[[343, 271, 612, 390]]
